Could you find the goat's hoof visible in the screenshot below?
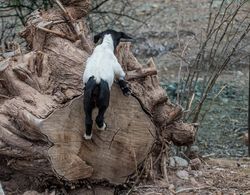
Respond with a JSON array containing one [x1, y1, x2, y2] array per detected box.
[[84, 133, 92, 140], [96, 122, 107, 131]]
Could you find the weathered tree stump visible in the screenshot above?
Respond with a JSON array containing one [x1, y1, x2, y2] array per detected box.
[[0, 0, 196, 193]]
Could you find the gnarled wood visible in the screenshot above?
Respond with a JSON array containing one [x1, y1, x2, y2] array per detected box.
[[126, 67, 157, 81]]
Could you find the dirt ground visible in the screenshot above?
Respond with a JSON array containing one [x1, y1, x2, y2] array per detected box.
[[126, 0, 249, 158], [129, 158, 250, 195], [10, 157, 249, 194], [61, 158, 250, 194]]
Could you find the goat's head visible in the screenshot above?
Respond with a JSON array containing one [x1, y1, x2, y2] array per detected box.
[[94, 29, 132, 50]]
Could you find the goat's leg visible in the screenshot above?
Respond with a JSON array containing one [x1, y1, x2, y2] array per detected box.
[[83, 77, 96, 139], [84, 99, 94, 139], [118, 79, 131, 96], [96, 80, 110, 130]]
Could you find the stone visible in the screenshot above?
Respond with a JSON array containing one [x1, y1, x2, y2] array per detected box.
[[169, 157, 175, 167], [176, 170, 189, 180], [189, 170, 203, 177], [168, 184, 175, 190], [236, 70, 244, 77], [23, 191, 42, 195], [0, 184, 4, 195], [190, 158, 202, 170], [190, 145, 199, 153], [173, 156, 188, 167]]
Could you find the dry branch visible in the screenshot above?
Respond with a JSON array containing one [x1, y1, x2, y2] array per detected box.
[[126, 67, 157, 81], [37, 26, 77, 42]]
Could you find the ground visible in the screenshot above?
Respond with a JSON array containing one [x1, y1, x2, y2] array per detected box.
[[125, 0, 249, 158], [6, 158, 249, 194], [130, 158, 250, 194]]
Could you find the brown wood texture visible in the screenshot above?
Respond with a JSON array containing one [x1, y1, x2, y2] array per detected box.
[[42, 90, 155, 183]]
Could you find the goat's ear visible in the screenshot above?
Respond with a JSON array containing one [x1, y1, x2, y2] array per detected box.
[[120, 32, 133, 40], [94, 32, 104, 44]]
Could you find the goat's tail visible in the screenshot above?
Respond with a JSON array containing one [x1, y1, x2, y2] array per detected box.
[[94, 76, 101, 84]]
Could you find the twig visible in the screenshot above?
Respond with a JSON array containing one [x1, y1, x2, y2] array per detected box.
[[188, 93, 195, 111], [77, 22, 93, 54], [202, 153, 216, 158], [147, 127, 156, 139], [91, 11, 147, 25], [208, 0, 247, 76], [53, 0, 77, 34], [200, 84, 227, 123], [175, 186, 211, 194], [206, 0, 214, 35], [125, 158, 147, 195], [54, 0, 68, 16], [207, 0, 226, 37], [190, 15, 250, 122], [161, 144, 169, 184], [54, 0, 93, 53], [37, 26, 76, 42], [171, 53, 191, 66], [109, 128, 121, 149], [91, 0, 111, 11], [126, 68, 157, 81], [184, 0, 236, 100], [153, 142, 164, 166], [0, 94, 10, 99], [176, 6, 182, 104], [178, 36, 195, 105], [132, 147, 138, 177]]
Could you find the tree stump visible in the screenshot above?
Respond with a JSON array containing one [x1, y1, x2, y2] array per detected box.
[[0, 0, 196, 193]]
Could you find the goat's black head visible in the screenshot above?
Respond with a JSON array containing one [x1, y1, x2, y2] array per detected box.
[[94, 29, 133, 50]]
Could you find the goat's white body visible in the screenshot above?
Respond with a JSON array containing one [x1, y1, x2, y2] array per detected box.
[[83, 35, 125, 89]]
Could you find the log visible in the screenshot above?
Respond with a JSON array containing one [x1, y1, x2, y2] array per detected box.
[[0, 0, 196, 193]]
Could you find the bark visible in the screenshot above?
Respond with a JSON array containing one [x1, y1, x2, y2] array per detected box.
[[0, 0, 196, 193]]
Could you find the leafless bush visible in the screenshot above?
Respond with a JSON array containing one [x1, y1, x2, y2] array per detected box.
[[0, 0, 53, 47], [0, 0, 158, 47], [174, 0, 250, 124], [0, 17, 17, 46], [88, 0, 150, 33]]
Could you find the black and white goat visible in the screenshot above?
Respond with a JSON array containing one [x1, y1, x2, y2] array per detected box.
[[83, 29, 132, 140]]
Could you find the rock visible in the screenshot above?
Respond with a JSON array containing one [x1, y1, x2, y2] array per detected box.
[[169, 157, 175, 167], [22, 190, 55, 195], [190, 145, 199, 153], [176, 170, 189, 180], [221, 98, 229, 104], [187, 145, 200, 159], [189, 170, 203, 177], [0, 183, 4, 195], [236, 70, 244, 77], [190, 177, 199, 186], [23, 191, 42, 195], [190, 158, 202, 170], [69, 187, 114, 195], [168, 184, 175, 190], [173, 156, 188, 167], [169, 156, 189, 168]]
